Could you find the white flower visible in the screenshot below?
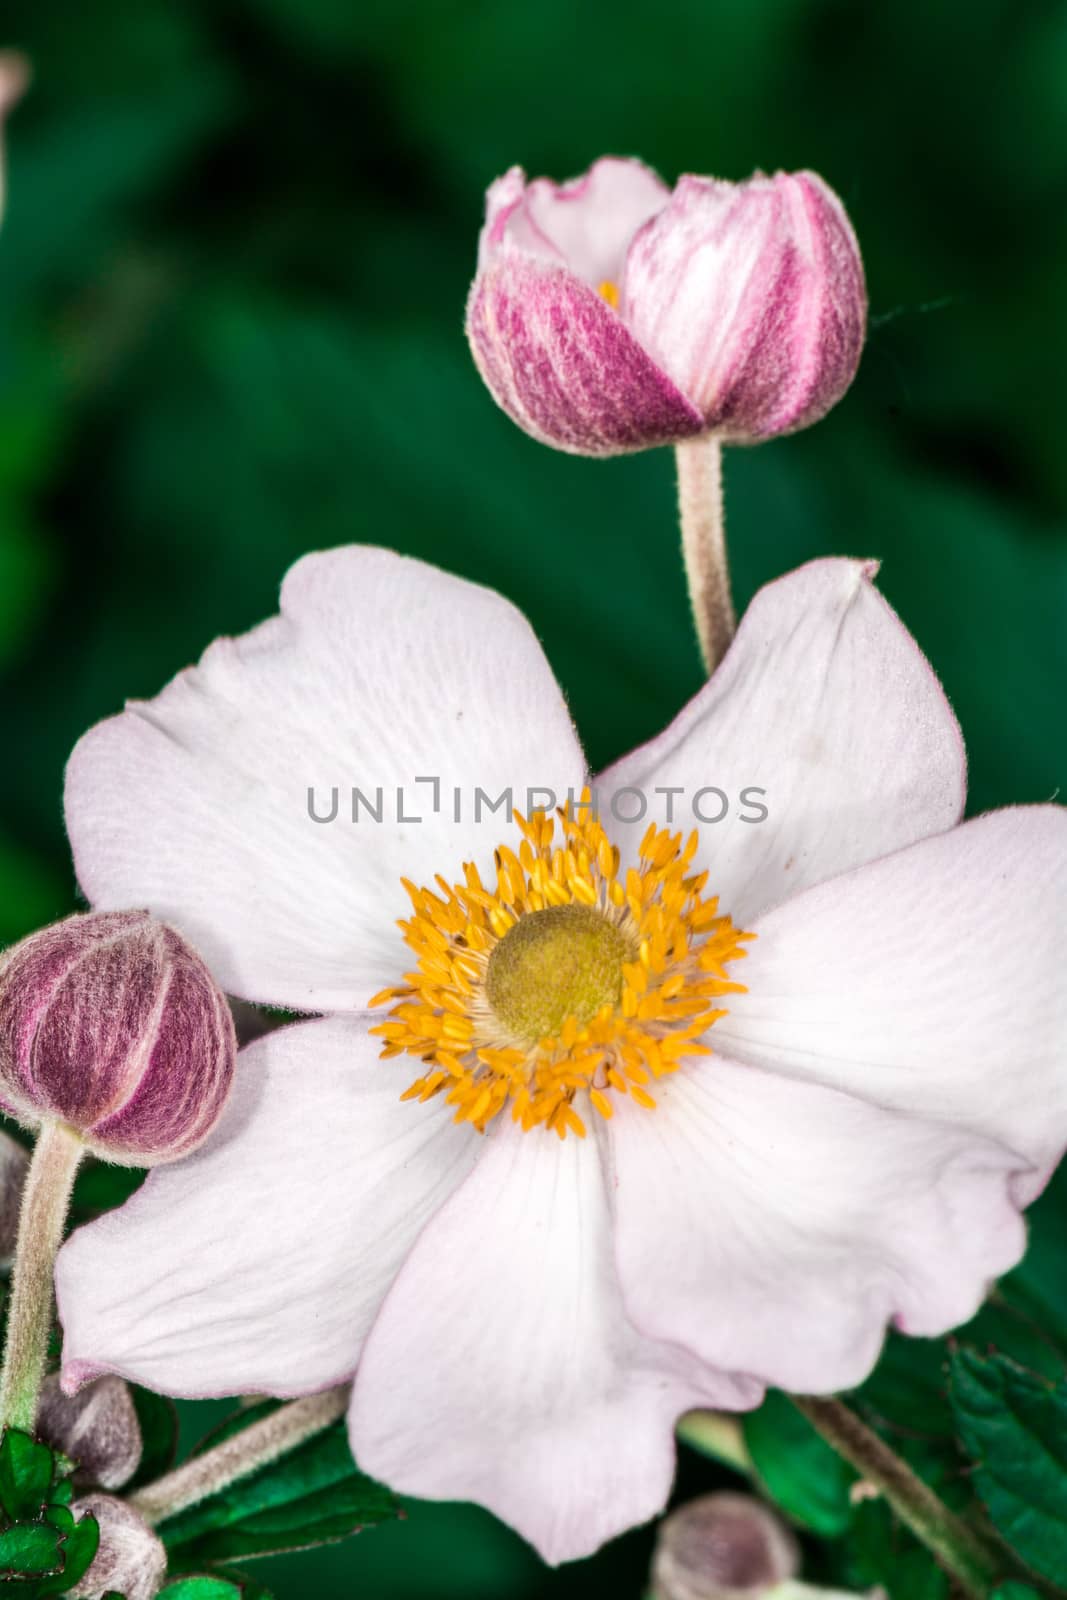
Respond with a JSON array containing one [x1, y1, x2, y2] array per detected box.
[[55, 548, 1067, 1563]]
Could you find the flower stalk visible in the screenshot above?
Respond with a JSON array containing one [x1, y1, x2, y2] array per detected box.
[[0, 1121, 84, 1433], [792, 1396, 1001, 1598], [675, 435, 735, 673], [130, 1385, 351, 1526]]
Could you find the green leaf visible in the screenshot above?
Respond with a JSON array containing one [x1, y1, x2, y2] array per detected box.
[[0, 1518, 63, 1575], [159, 1575, 273, 1598], [992, 1586, 1043, 1600], [950, 1348, 1067, 1583], [741, 1391, 855, 1536], [0, 1428, 56, 1520], [161, 1416, 399, 1564], [36, 1509, 100, 1597]]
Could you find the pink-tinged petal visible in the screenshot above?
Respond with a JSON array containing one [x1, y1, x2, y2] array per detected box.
[[610, 1059, 1027, 1395], [466, 253, 705, 456], [56, 1017, 480, 1399], [717, 806, 1067, 1171], [349, 1117, 760, 1565], [502, 157, 671, 285], [597, 559, 965, 928], [65, 547, 585, 1010], [623, 170, 866, 439]]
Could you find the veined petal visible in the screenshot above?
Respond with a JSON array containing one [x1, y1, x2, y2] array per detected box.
[[623, 171, 866, 438], [56, 1017, 480, 1398], [716, 806, 1067, 1171], [65, 547, 585, 1010], [466, 253, 705, 456], [349, 1115, 759, 1566], [610, 1059, 1027, 1395], [597, 559, 965, 928]]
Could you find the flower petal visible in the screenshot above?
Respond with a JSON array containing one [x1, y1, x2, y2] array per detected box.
[[597, 559, 965, 928], [466, 255, 705, 456], [349, 1116, 759, 1565], [510, 158, 671, 286], [716, 806, 1067, 1170], [56, 1016, 480, 1398], [65, 547, 585, 1009], [623, 171, 866, 438], [610, 1058, 1027, 1395]]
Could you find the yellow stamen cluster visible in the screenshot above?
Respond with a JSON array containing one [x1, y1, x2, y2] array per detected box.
[[597, 279, 621, 309], [370, 800, 753, 1139]]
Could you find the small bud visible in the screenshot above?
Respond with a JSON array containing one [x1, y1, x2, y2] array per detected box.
[[37, 1372, 142, 1489], [0, 1128, 28, 1263], [650, 1493, 799, 1599], [0, 911, 235, 1165], [467, 158, 865, 457], [68, 1494, 166, 1600]]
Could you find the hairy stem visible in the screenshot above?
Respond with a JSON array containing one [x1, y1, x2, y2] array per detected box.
[[793, 1396, 1001, 1598], [0, 1121, 84, 1434], [131, 1385, 351, 1526], [675, 435, 735, 674]]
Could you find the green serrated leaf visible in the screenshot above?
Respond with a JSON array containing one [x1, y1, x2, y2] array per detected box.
[[36, 1510, 100, 1597], [0, 1428, 57, 1521], [951, 1348, 1067, 1583], [0, 1518, 63, 1576], [161, 1417, 398, 1564], [741, 1391, 855, 1536], [43, 1501, 74, 1533]]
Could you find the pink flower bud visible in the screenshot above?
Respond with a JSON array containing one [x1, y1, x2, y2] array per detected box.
[[0, 911, 235, 1165], [650, 1493, 799, 1599], [68, 1494, 166, 1600], [466, 157, 866, 456], [37, 1372, 143, 1489]]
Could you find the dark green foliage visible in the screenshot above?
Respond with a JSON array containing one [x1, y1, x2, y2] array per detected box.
[[0, 1428, 98, 1592], [161, 1410, 399, 1567]]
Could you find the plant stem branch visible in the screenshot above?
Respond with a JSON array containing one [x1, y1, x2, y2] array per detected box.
[[0, 1121, 84, 1434], [130, 1385, 351, 1526], [793, 1396, 1001, 1598], [674, 435, 735, 674]]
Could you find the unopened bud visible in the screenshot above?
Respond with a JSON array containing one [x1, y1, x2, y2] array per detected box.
[[0, 911, 235, 1164], [650, 1493, 799, 1599], [37, 1372, 142, 1489], [467, 158, 865, 457], [68, 1494, 166, 1600]]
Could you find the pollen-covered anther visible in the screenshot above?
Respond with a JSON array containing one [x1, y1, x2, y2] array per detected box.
[[371, 796, 753, 1139]]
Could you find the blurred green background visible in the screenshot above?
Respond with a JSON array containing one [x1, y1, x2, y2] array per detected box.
[[0, 0, 1065, 1594]]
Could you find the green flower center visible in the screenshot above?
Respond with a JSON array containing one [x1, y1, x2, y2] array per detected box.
[[485, 903, 633, 1045]]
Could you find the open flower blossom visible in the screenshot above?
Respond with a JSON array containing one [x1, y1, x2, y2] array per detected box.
[[467, 157, 866, 455], [55, 547, 1067, 1563]]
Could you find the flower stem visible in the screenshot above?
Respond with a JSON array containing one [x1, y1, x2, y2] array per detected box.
[[130, 1385, 351, 1526], [792, 1396, 1001, 1598], [0, 1121, 84, 1434], [674, 435, 735, 674]]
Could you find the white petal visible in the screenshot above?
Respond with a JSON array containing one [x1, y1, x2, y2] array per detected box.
[[597, 559, 965, 928], [56, 1017, 480, 1398], [349, 1116, 758, 1565], [487, 157, 670, 287], [610, 1058, 1028, 1396], [716, 806, 1067, 1170], [65, 547, 585, 1009]]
